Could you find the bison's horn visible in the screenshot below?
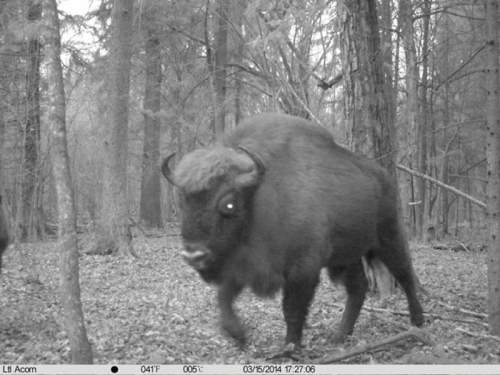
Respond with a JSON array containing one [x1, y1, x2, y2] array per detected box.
[[235, 145, 266, 188], [161, 153, 177, 186]]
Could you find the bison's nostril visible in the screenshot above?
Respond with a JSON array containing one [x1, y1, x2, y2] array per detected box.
[[182, 243, 210, 270], [181, 248, 205, 260]]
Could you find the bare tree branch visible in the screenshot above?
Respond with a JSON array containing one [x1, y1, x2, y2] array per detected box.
[[396, 164, 486, 209]]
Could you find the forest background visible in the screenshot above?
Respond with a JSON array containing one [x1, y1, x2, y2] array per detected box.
[[1, 0, 493, 245]]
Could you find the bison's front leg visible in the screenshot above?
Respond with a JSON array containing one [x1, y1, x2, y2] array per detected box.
[[282, 275, 320, 346], [218, 280, 245, 345]]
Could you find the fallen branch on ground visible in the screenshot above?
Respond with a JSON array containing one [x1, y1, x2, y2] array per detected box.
[[436, 301, 487, 319], [362, 305, 410, 316], [332, 302, 487, 328], [331, 302, 411, 318], [363, 304, 487, 327], [455, 327, 500, 343], [316, 327, 435, 364]]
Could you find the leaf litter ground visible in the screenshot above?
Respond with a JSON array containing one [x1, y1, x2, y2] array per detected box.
[[0, 235, 497, 364]]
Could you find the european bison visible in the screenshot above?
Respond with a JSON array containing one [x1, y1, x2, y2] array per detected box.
[[0, 195, 10, 272], [162, 113, 424, 347]]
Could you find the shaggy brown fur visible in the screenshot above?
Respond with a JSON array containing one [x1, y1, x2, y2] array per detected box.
[[173, 147, 255, 193]]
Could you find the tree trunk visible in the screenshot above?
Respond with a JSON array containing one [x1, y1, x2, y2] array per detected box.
[[0, 193, 9, 272], [379, 0, 396, 140], [0, 1, 9, 203], [341, 0, 396, 298], [399, 0, 422, 238], [342, 0, 371, 154], [233, 0, 245, 125], [96, 0, 135, 256], [139, 12, 163, 229], [43, 0, 93, 363], [213, 0, 229, 134], [419, 0, 431, 231], [485, 0, 500, 336], [23, 0, 42, 242]]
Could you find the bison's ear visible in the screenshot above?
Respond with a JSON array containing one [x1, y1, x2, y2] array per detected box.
[[234, 146, 266, 188], [161, 153, 177, 186]]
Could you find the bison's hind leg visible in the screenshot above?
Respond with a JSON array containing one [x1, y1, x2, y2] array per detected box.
[[282, 273, 320, 346], [374, 227, 424, 328], [327, 260, 368, 343]]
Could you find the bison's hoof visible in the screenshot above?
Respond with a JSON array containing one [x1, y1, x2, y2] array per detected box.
[[266, 343, 302, 361], [330, 331, 348, 344], [222, 322, 247, 347], [411, 313, 425, 327], [283, 342, 300, 354]]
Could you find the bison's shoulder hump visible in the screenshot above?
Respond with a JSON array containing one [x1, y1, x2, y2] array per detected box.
[[230, 113, 328, 140], [226, 113, 335, 155]]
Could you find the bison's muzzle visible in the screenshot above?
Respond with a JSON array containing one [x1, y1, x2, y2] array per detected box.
[[181, 242, 212, 270]]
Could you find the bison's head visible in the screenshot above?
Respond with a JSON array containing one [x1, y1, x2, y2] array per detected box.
[[162, 146, 266, 282]]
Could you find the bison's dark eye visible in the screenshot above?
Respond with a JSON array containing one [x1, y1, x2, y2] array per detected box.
[[218, 194, 237, 216]]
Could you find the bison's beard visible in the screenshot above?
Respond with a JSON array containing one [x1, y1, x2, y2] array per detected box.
[[198, 263, 225, 283], [198, 256, 283, 297]]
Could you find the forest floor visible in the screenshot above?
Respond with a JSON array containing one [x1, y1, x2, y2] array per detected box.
[[0, 234, 497, 365]]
